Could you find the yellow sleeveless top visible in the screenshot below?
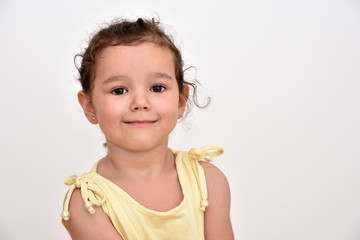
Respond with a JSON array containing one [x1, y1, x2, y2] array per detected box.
[[61, 146, 223, 240]]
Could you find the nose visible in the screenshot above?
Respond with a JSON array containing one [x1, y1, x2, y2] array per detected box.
[[130, 90, 151, 111]]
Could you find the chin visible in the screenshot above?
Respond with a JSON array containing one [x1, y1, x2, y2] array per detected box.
[[124, 137, 168, 152]]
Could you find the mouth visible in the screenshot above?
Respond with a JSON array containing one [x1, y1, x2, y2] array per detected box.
[[124, 120, 157, 127]]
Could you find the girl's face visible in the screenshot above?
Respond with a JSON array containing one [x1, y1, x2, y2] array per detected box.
[[79, 42, 188, 152]]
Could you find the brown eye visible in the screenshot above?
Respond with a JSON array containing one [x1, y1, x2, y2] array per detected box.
[[111, 88, 128, 95], [150, 85, 165, 93]]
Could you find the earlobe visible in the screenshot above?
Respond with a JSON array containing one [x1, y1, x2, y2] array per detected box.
[[78, 91, 98, 124], [178, 85, 189, 119]]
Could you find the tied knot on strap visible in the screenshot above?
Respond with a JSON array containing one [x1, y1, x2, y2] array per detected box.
[[200, 199, 209, 212], [61, 174, 106, 221], [64, 175, 96, 188], [188, 146, 224, 162]]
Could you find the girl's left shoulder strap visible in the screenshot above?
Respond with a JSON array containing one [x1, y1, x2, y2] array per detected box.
[[180, 146, 224, 212], [188, 146, 224, 162]]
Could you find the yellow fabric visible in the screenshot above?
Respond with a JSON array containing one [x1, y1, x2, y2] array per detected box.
[[62, 146, 223, 240]]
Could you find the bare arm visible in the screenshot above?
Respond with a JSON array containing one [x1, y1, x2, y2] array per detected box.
[[200, 161, 235, 240], [64, 189, 124, 240]]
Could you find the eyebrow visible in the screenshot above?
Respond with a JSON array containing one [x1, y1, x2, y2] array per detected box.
[[102, 72, 174, 85], [149, 72, 174, 80], [102, 75, 129, 85]]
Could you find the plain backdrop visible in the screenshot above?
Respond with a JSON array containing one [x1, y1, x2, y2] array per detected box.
[[0, 0, 360, 239]]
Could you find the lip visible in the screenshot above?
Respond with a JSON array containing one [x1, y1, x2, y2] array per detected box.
[[124, 120, 157, 127]]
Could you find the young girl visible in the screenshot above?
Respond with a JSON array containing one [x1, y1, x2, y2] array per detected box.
[[61, 18, 234, 240]]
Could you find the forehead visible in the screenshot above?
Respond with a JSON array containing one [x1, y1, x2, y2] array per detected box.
[[99, 42, 175, 64], [94, 42, 176, 81]]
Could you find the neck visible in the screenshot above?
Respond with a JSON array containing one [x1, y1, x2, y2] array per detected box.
[[99, 141, 174, 179]]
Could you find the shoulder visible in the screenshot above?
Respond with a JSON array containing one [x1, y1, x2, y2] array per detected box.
[[64, 188, 124, 240], [199, 161, 230, 194], [199, 161, 235, 240], [199, 161, 230, 189]]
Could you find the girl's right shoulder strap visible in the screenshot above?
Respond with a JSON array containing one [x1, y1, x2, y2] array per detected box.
[[61, 169, 106, 222]]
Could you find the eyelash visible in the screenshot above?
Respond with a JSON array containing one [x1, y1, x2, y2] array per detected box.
[[111, 87, 128, 95], [110, 85, 166, 95], [150, 84, 166, 93]]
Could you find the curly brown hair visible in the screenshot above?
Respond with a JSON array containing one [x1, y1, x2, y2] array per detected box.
[[75, 17, 208, 117]]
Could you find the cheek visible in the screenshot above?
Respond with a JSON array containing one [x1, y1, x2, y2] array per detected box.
[[94, 99, 126, 123], [158, 96, 179, 115]]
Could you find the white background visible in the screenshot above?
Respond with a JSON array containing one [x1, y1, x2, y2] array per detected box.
[[1, 0, 360, 239]]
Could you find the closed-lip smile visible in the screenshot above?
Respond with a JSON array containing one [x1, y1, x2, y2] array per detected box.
[[124, 120, 157, 127]]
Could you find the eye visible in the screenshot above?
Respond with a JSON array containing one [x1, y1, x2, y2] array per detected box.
[[150, 85, 166, 93], [111, 87, 128, 95]]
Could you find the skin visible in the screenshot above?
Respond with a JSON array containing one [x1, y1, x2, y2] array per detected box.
[[65, 42, 234, 239]]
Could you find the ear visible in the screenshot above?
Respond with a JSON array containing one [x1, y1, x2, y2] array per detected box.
[[78, 91, 98, 124], [178, 85, 189, 119]]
